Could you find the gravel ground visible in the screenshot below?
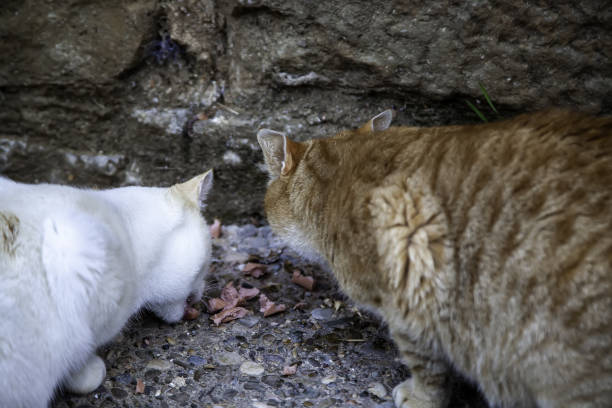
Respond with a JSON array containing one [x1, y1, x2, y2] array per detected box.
[[52, 225, 487, 408]]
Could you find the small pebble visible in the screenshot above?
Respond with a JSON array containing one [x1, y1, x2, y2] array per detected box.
[[321, 374, 337, 384], [252, 403, 275, 408], [240, 361, 265, 376], [216, 351, 244, 366], [238, 315, 260, 328], [114, 373, 133, 385], [171, 376, 187, 388], [146, 359, 172, 371], [188, 355, 207, 366], [311, 308, 333, 321], [367, 382, 388, 399], [111, 388, 128, 399]]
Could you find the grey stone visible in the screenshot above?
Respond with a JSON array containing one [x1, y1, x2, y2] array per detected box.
[[114, 373, 133, 385], [110, 388, 128, 399], [215, 351, 244, 366], [146, 359, 172, 371], [222, 389, 238, 399], [237, 315, 260, 328], [170, 392, 190, 404], [262, 375, 282, 388], [367, 382, 388, 399], [240, 361, 265, 376], [187, 355, 207, 366], [263, 354, 285, 365], [243, 381, 266, 392], [311, 308, 334, 321], [0, 0, 157, 85]]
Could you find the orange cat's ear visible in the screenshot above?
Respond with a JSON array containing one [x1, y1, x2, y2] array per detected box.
[[257, 129, 302, 178], [171, 169, 213, 210], [359, 109, 395, 133]]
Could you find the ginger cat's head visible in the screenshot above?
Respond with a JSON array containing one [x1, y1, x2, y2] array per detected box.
[[257, 110, 394, 265]]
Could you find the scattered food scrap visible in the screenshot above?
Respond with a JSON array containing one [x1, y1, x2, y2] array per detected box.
[[242, 262, 267, 278], [135, 379, 145, 394], [211, 307, 250, 326], [207, 297, 227, 313], [292, 270, 315, 291], [220, 281, 239, 305], [238, 286, 260, 301], [210, 218, 222, 239], [208, 281, 261, 325], [183, 305, 200, 320], [282, 364, 297, 376], [292, 302, 308, 310], [259, 294, 287, 317]]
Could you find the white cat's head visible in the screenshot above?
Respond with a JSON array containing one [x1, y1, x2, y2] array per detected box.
[[143, 169, 214, 323]]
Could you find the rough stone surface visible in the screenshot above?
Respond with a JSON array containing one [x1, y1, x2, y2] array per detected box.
[[1, 0, 611, 222], [0, 0, 158, 85], [50, 225, 489, 408]]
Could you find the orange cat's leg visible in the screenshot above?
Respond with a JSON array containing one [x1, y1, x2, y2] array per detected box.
[[392, 340, 450, 408]]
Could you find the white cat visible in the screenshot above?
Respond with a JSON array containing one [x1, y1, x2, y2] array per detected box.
[[0, 170, 214, 408]]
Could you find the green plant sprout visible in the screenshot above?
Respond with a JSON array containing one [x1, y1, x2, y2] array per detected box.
[[466, 83, 498, 122]]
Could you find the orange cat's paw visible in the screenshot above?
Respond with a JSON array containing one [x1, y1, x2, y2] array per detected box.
[[392, 379, 446, 408]]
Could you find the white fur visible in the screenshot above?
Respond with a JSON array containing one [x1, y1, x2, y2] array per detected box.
[[0, 175, 212, 408]]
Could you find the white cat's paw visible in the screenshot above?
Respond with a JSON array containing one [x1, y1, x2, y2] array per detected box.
[[64, 354, 106, 394], [393, 379, 443, 408]]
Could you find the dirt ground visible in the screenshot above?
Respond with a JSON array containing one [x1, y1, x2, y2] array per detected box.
[[52, 224, 487, 408]]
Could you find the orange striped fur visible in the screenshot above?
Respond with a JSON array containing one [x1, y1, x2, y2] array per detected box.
[[258, 110, 612, 408]]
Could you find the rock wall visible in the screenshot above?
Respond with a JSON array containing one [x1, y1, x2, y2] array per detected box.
[[1, 0, 610, 221]]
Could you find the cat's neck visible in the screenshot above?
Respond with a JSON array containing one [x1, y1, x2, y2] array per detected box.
[[96, 187, 177, 302], [311, 183, 387, 308]]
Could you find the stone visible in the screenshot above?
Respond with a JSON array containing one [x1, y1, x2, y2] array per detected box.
[[252, 403, 275, 408], [238, 315, 261, 328], [243, 381, 266, 392], [114, 373, 133, 385], [367, 382, 388, 399], [170, 392, 190, 404], [188, 355, 207, 366], [311, 308, 333, 321], [170, 376, 187, 388], [215, 351, 244, 366], [110, 388, 128, 399], [240, 361, 265, 376], [0, 0, 157, 85], [145, 359, 173, 371], [321, 375, 337, 385], [261, 375, 282, 388]]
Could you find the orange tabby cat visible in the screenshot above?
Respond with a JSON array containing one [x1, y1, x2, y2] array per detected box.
[[258, 110, 612, 408]]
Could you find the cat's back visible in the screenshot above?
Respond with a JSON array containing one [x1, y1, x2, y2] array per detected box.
[[0, 180, 131, 399], [0, 180, 126, 329], [361, 111, 612, 405]]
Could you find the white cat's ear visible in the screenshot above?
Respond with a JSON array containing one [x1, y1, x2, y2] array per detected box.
[[257, 129, 301, 179], [360, 109, 395, 132], [172, 169, 213, 210]]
